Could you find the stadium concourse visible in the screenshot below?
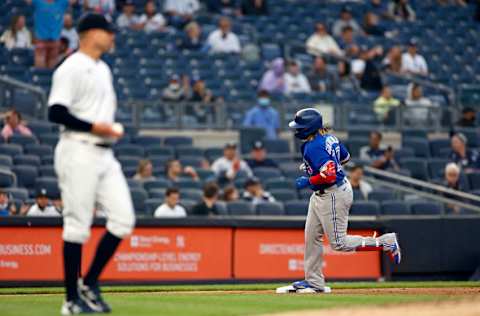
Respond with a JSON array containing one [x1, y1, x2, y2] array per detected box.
[[0, 0, 480, 218]]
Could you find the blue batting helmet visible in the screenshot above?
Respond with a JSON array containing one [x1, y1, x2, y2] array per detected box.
[[288, 108, 323, 140]]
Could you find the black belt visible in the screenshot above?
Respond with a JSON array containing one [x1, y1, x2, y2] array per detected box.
[[315, 180, 346, 196], [95, 143, 112, 149]]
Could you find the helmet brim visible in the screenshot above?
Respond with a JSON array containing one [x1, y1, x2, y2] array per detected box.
[[288, 120, 306, 129]]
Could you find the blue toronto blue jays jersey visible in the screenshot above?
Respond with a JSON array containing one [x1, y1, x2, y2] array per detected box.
[[301, 134, 350, 191]]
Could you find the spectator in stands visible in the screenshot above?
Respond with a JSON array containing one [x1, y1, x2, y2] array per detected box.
[[138, 1, 167, 33], [332, 7, 362, 37], [352, 46, 384, 91], [154, 187, 187, 218], [178, 21, 203, 50], [404, 83, 437, 124], [116, 0, 142, 30], [25, 188, 61, 217], [240, 0, 269, 16], [373, 86, 401, 122], [382, 46, 403, 73], [189, 76, 217, 103], [368, 0, 393, 20], [405, 83, 433, 107], [211, 142, 253, 183], [26, 0, 71, 68], [456, 107, 477, 128], [388, 0, 416, 22], [57, 36, 70, 62], [206, 16, 241, 54], [166, 159, 199, 182], [243, 90, 280, 139], [401, 40, 428, 76], [362, 12, 391, 37], [60, 13, 78, 52], [443, 162, 468, 214], [308, 56, 337, 93], [360, 131, 400, 170], [222, 186, 239, 202], [0, 190, 16, 217], [191, 182, 220, 216], [188, 76, 221, 123], [133, 159, 156, 181], [347, 165, 373, 200], [162, 74, 190, 101], [306, 23, 343, 57], [164, 0, 200, 28], [284, 60, 312, 95], [338, 26, 357, 51], [449, 133, 480, 173], [259, 58, 285, 94], [1, 109, 33, 141], [245, 141, 279, 169], [52, 193, 63, 214], [337, 60, 357, 90], [207, 0, 238, 15], [0, 15, 32, 50], [81, 0, 115, 17], [242, 177, 275, 204]]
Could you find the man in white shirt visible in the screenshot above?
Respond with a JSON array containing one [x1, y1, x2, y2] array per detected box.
[[138, 1, 167, 33], [332, 7, 362, 37], [26, 188, 61, 217], [164, 0, 199, 27], [211, 142, 253, 183], [206, 16, 241, 54], [154, 187, 187, 218], [284, 60, 312, 95], [306, 23, 343, 57], [401, 40, 428, 76], [61, 13, 78, 51], [116, 0, 141, 30]]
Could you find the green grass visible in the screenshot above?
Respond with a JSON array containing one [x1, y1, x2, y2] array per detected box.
[[0, 282, 479, 316]]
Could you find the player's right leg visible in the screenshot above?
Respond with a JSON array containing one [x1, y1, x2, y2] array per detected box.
[[55, 139, 98, 315]]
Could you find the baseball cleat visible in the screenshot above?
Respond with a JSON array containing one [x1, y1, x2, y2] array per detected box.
[[382, 233, 402, 264], [78, 279, 111, 313], [60, 298, 96, 315], [276, 280, 331, 294]]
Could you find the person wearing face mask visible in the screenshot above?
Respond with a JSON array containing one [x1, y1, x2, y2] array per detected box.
[[242, 90, 280, 140]]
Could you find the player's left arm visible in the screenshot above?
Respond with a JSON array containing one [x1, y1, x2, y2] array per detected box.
[[339, 142, 350, 165]]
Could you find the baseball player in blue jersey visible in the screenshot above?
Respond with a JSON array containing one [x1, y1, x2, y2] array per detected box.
[[277, 108, 401, 294]]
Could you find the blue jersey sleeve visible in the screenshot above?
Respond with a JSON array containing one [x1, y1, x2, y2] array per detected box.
[[339, 142, 350, 164], [303, 144, 331, 176]]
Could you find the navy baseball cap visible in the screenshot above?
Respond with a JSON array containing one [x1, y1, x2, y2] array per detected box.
[[252, 140, 264, 150], [36, 188, 48, 198], [77, 13, 116, 34]]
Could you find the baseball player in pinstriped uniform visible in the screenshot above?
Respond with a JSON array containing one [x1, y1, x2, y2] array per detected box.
[[48, 14, 135, 314], [276, 108, 401, 294]]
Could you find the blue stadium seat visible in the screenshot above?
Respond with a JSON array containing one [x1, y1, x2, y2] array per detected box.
[[252, 167, 283, 180], [427, 158, 448, 179], [5, 187, 29, 201], [204, 147, 224, 162], [38, 133, 59, 146], [263, 139, 290, 154], [176, 146, 204, 158], [214, 201, 228, 215], [144, 198, 163, 215], [179, 199, 196, 214], [455, 128, 478, 147], [39, 165, 56, 177], [227, 201, 255, 215], [181, 189, 203, 201], [467, 172, 480, 190], [148, 189, 166, 199], [265, 178, 295, 190], [173, 178, 202, 189], [0, 170, 15, 188], [284, 200, 309, 216], [143, 179, 170, 192], [118, 156, 141, 168], [132, 135, 162, 147], [24, 144, 53, 156], [114, 145, 145, 157], [127, 179, 143, 189], [402, 129, 428, 140], [122, 166, 137, 178], [179, 157, 204, 168], [344, 138, 369, 158], [145, 146, 175, 158], [429, 139, 450, 157], [27, 121, 55, 135], [0, 155, 13, 168], [0, 144, 23, 157], [402, 139, 431, 158], [14, 155, 41, 167], [368, 190, 395, 202], [255, 201, 285, 215], [8, 134, 37, 147], [129, 187, 148, 214], [196, 169, 215, 182], [400, 158, 429, 180], [350, 201, 380, 216], [380, 200, 411, 215], [12, 165, 38, 189], [164, 136, 193, 147], [410, 202, 444, 215]]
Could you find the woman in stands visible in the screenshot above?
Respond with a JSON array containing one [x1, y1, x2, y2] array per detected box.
[[0, 15, 32, 50]]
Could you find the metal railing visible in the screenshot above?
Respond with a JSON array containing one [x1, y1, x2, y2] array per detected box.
[[364, 166, 480, 214], [0, 75, 47, 119]]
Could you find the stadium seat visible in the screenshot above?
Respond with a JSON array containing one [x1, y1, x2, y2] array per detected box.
[[181, 189, 203, 201], [5, 187, 29, 201], [145, 146, 175, 158], [270, 189, 298, 202], [284, 200, 309, 216], [394, 147, 415, 162], [0, 169, 15, 188], [402, 129, 428, 140], [368, 190, 395, 202], [427, 158, 449, 179], [204, 147, 224, 162], [265, 178, 295, 190], [176, 146, 204, 158], [27, 121, 54, 135], [227, 201, 255, 215], [353, 189, 365, 201], [164, 136, 193, 147], [114, 145, 145, 157], [38, 133, 59, 146], [380, 200, 411, 215], [429, 139, 451, 157], [39, 165, 56, 177], [0, 155, 13, 168], [11, 165, 38, 189], [132, 135, 162, 147], [252, 167, 283, 180], [402, 139, 431, 158], [180, 199, 196, 213], [118, 156, 141, 168], [129, 187, 148, 214], [179, 157, 204, 168], [35, 177, 60, 198], [24, 144, 53, 156], [350, 201, 380, 216], [8, 134, 37, 146], [255, 201, 285, 215], [144, 198, 163, 215], [148, 189, 166, 199], [400, 158, 429, 181], [454, 128, 478, 147], [0, 144, 23, 157], [263, 139, 290, 154], [467, 172, 480, 190], [127, 179, 143, 189], [143, 178, 170, 191], [122, 166, 137, 178], [344, 138, 369, 158], [14, 154, 41, 167], [196, 169, 216, 182], [410, 202, 444, 215], [173, 178, 202, 189]]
